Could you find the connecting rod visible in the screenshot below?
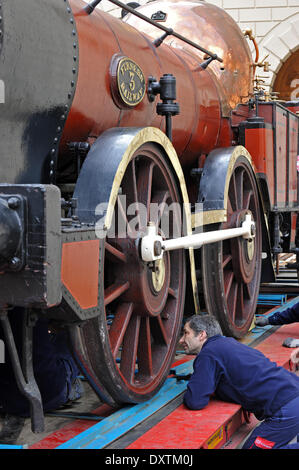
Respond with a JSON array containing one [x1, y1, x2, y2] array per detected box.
[[141, 214, 256, 263]]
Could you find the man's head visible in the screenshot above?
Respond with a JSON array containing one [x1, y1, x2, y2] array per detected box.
[[179, 314, 223, 355]]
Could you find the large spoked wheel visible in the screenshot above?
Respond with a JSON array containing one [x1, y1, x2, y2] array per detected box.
[[201, 156, 262, 338], [76, 142, 186, 403]]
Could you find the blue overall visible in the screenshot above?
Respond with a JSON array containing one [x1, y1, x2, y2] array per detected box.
[[0, 308, 81, 416], [268, 301, 299, 325], [183, 335, 299, 449]]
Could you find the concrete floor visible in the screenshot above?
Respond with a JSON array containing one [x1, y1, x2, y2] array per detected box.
[[0, 380, 103, 448]]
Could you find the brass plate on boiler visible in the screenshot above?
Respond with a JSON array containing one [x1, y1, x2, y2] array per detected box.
[[110, 54, 145, 108]]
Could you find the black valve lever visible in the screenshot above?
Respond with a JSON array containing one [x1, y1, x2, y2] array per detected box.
[[147, 74, 179, 141]]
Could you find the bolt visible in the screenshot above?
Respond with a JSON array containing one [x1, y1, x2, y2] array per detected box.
[[154, 240, 162, 256], [251, 223, 256, 236], [10, 257, 22, 270], [8, 197, 20, 210]]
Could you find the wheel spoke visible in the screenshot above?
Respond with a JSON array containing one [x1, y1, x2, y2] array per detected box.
[[227, 281, 238, 323], [168, 287, 177, 298], [243, 281, 252, 301], [227, 196, 234, 219], [105, 241, 126, 263], [224, 269, 234, 297], [104, 281, 130, 306], [150, 190, 170, 226], [229, 172, 238, 211], [235, 168, 244, 210], [243, 189, 253, 211], [151, 315, 169, 346], [127, 159, 141, 228], [109, 302, 134, 358], [120, 314, 141, 383], [117, 194, 136, 238], [222, 253, 232, 269], [137, 161, 155, 222], [137, 317, 153, 377], [131, 159, 139, 206], [236, 283, 244, 321]]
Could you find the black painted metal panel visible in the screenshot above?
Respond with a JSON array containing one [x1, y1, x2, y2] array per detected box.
[[0, 185, 62, 308], [197, 146, 235, 212], [0, 0, 78, 184], [74, 127, 142, 223]]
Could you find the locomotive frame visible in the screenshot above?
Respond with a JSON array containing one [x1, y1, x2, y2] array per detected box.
[[0, 0, 298, 432]]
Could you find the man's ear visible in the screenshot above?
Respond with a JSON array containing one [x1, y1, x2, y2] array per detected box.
[[199, 330, 208, 341]]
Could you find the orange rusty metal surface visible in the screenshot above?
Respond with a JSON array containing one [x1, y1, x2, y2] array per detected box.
[[124, 0, 254, 115], [61, 239, 100, 309], [60, 0, 254, 168]]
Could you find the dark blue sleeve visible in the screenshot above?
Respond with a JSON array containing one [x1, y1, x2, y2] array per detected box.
[[269, 302, 299, 325], [183, 354, 217, 410]]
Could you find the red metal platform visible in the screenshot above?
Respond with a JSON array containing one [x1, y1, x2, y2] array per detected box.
[[29, 321, 299, 450], [128, 322, 299, 449]]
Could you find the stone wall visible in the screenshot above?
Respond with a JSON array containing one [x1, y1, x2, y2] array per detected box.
[[206, 0, 299, 92]]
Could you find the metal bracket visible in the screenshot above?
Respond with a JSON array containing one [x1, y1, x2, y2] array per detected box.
[[68, 142, 90, 178], [0, 310, 44, 433]]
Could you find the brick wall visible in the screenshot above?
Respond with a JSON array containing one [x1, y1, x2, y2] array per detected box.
[[206, 0, 299, 90]]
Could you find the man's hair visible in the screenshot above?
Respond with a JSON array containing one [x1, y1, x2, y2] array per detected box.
[[185, 314, 223, 338]]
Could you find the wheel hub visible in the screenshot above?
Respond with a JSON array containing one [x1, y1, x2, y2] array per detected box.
[[114, 234, 170, 317], [151, 258, 166, 293], [230, 210, 256, 284]]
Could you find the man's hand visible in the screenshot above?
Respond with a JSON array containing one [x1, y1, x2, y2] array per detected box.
[[255, 316, 269, 327], [290, 348, 299, 365], [283, 337, 299, 348]]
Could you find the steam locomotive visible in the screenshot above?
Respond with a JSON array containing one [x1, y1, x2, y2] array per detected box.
[[0, 0, 298, 431]]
